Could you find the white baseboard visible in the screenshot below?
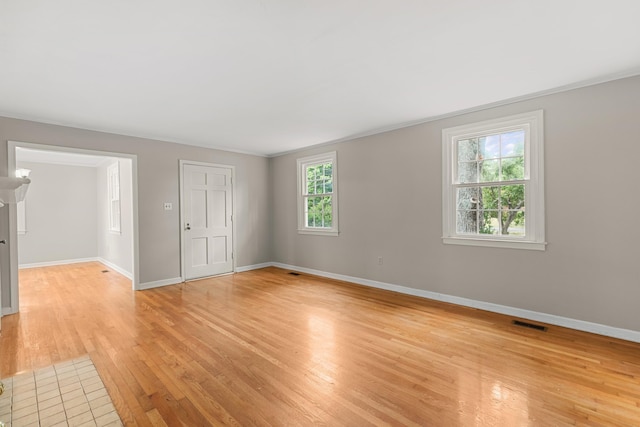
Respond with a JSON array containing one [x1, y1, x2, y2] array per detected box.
[[137, 277, 183, 290], [97, 258, 133, 280], [19, 257, 99, 269], [270, 262, 640, 344], [235, 262, 274, 273], [2, 307, 17, 316]]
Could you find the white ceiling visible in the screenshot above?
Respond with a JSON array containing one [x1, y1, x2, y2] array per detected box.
[[1, 1, 639, 156]]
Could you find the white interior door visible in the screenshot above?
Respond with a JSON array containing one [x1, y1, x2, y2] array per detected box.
[[183, 163, 234, 280]]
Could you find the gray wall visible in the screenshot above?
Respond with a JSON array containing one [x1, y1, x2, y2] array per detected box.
[[97, 158, 133, 277], [17, 161, 98, 265], [271, 75, 640, 332], [0, 118, 272, 307]]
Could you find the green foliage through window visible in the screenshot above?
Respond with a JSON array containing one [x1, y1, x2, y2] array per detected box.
[[455, 130, 526, 236], [304, 162, 333, 228]]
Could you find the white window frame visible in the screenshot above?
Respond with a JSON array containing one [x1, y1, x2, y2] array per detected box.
[[107, 161, 121, 234], [442, 110, 545, 250], [297, 151, 339, 236]]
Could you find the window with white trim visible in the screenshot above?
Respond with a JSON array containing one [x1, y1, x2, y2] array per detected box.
[[297, 151, 338, 236], [442, 110, 545, 250], [107, 162, 121, 233]]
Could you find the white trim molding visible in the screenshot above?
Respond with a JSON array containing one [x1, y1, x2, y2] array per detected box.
[[235, 262, 274, 273], [441, 110, 546, 250], [296, 151, 339, 236], [97, 258, 133, 280], [268, 263, 640, 344], [19, 258, 100, 269], [138, 277, 184, 290]]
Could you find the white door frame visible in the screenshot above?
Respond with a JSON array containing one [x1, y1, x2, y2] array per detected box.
[[4, 141, 140, 315], [179, 160, 236, 281]]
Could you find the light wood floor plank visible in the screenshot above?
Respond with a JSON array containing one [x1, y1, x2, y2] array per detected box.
[[1, 262, 640, 426]]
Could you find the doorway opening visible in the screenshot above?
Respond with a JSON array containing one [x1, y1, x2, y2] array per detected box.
[[6, 141, 140, 315]]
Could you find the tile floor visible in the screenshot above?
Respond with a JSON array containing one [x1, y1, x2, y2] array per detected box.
[[0, 355, 122, 427]]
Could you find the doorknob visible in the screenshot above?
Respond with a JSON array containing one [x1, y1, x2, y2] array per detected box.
[[185, 223, 191, 231]]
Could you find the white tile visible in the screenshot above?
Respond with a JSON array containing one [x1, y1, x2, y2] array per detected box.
[[37, 381, 62, 395], [91, 402, 115, 419], [37, 388, 61, 402], [36, 375, 59, 386], [63, 395, 88, 411], [40, 410, 69, 427], [12, 396, 37, 411], [62, 388, 85, 403], [60, 382, 83, 394], [11, 409, 39, 426], [12, 389, 36, 403], [65, 401, 91, 419], [67, 410, 95, 426], [57, 370, 79, 382], [38, 402, 65, 419], [82, 382, 104, 394], [85, 388, 108, 402], [80, 376, 102, 387], [11, 403, 38, 420], [39, 395, 63, 410], [88, 395, 112, 411], [12, 383, 36, 394], [58, 376, 81, 388], [94, 410, 121, 426]]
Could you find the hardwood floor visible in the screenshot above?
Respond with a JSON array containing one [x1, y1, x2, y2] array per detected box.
[[1, 262, 640, 426]]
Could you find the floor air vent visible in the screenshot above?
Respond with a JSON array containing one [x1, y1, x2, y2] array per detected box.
[[101, 270, 109, 273], [512, 320, 547, 331], [288, 272, 301, 276]]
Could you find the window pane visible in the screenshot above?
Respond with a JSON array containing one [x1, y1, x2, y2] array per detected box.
[[500, 185, 525, 210], [307, 180, 315, 195], [456, 187, 479, 210], [456, 210, 477, 234], [315, 181, 324, 194], [501, 130, 525, 157], [500, 184, 525, 235], [306, 195, 332, 228], [479, 159, 499, 182], [479, 135, 500, 159], [325, 181, 333, 193], [501, 157, 524, 181], [322, 195, 332, 227], [456, 185, 525, 236], [480, 210, 498, 234], [501, 210, 525, 236], [480, 186, 499, 209], [457, 139, 477, 162], [324, 163, 332, 176], [458, 162, 477, 183]]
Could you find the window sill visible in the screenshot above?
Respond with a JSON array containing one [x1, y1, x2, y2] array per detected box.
[[442, 236, 546, 251], [298, 229, 339, 237]]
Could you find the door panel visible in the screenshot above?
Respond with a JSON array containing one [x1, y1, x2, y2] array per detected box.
[[183, 164, 233, 279]]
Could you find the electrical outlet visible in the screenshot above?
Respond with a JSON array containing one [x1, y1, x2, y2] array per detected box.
[[378, 256, 383, 265], [164, 202, 172, 210]]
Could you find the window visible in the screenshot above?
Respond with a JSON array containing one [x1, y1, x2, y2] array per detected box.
[[442, 110, 545, 250], [297, 151, 338, 236], [107, 162, 121, 233]]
